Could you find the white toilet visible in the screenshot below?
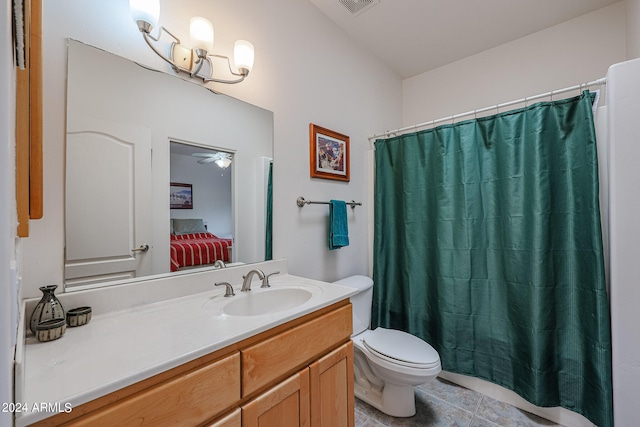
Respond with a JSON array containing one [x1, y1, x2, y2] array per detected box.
[[334, 275, 441, 417]]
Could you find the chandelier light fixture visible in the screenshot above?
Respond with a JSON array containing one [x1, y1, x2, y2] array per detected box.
[[129, 0, 255, 84], [213, 152, 232, 169]]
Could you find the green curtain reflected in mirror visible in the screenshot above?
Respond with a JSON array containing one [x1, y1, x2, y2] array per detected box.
[[265, 161, 273, 261]]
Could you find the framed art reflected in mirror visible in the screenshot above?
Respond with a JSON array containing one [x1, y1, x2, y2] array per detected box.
[[170, 183, 193, 209]]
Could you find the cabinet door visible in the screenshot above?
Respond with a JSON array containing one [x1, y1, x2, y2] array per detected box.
[[242, 369, 310, 427], [309, 342, 354, 427]]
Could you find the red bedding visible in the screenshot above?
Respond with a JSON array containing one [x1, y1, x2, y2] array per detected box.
[[170, 232, 232, 272]]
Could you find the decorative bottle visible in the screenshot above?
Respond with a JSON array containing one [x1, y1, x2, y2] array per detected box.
[[29, 285, 65, 334]]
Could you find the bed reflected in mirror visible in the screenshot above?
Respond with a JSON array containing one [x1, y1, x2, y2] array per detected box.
[[169, 141, 234, 272]]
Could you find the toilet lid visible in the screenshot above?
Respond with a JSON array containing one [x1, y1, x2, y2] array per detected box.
[[363, 328, 440, 368]]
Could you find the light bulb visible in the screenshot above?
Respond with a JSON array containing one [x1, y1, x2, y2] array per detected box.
[[215, 158, 232, 169], [190, 17, 214, 53], [214, 153, 232, 169], [129, 0, 160, 29], [234, 40, 254, 74]]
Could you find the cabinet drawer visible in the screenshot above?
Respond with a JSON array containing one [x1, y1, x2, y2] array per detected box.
[[66, 352, 240, 426], [242, 304, 351, 397]]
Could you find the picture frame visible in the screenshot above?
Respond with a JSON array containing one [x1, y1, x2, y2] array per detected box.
[[309, 123, 350, 182], [170, 183, 193, 209]]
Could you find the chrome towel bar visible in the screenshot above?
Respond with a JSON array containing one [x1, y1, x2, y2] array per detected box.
[[296, 197, 362, 209]]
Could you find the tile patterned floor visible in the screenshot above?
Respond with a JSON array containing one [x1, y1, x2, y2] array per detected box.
[[355, 377, 563, 427]]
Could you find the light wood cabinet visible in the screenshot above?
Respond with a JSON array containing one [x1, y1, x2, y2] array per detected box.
[[242, 369, 310, 427], [239, 341, 354, 427], [242, 304, 352, 397], [64, 353, 240, 427], [206, 409, 241, 427], [309, 342, 354, 427], [15, 0, 44, 237], [29, 300, 353, 427]]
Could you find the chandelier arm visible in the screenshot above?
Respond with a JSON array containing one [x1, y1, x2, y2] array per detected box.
[[142, 25, 181, 44], [158, 26, 182, 44], [142, 30, 181, 70], [200, 74, 246, 84], [192, 56, 247, 84], [208, 54, 245, 77], [190, 56, 206, 78]]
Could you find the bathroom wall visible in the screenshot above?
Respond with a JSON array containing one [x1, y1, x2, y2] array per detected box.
[[19, 0, 402, 298], [402, 2, 626, 126], [0, 0, 15, 423]]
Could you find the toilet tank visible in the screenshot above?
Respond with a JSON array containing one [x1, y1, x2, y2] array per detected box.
[[333, 275, 374, 335]]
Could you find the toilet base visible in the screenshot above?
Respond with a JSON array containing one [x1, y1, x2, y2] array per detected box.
[[355, 381, 417, 417]]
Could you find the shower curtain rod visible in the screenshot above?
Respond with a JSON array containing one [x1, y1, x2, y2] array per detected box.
[[368, 77, 607, 141]]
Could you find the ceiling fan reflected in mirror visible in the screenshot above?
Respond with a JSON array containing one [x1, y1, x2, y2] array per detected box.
[[192, 151, 232, 169]]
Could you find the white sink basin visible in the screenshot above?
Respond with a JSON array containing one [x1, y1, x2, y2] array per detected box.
[[223, 288, 313, 316]]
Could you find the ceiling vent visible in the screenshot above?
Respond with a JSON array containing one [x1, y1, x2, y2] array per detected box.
[[338, 0, 380, 16]]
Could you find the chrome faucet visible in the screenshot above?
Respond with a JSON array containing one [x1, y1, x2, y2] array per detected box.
[[213, 260, 226, 268], [214, 282, 235, 297], [241, 269, 265, 292], [260, 271, 280, 288]]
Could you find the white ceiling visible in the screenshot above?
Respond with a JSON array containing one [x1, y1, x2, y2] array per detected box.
[[310, 0, 621, 79]]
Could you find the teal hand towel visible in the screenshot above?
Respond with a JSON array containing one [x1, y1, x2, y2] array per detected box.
[[329, 200, 349, 250]]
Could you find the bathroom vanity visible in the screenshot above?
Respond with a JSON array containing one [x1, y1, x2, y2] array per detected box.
[[14, 260, 356, 427]]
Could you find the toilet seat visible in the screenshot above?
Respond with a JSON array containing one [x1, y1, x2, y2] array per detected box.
[[363, 328, 440, 369]]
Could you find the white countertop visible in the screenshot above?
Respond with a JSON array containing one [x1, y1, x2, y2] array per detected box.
[[14, 263, 356, 426]]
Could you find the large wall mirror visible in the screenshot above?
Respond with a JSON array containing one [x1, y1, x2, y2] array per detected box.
[[64, 40, 273, 290]]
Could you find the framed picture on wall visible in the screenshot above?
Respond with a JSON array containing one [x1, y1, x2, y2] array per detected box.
[[170, 183, 193, 209], [309, 123, 350, 182]]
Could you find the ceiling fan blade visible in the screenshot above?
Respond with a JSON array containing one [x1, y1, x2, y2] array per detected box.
[[192, 152, 217, 157], [197, 157, 218, 164]]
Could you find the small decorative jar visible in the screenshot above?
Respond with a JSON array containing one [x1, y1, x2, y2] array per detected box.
[[35, 319, 66, 342], [29, 285, 65, 334], [66, 306, 92, 327]]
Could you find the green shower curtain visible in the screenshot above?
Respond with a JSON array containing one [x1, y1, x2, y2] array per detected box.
[[372, 91, 613, 427]]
